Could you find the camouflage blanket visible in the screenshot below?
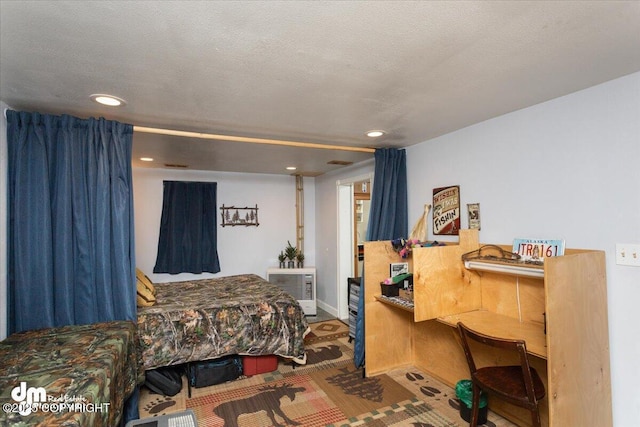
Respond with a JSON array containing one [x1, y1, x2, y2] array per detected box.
[[0, 320, 140, 426], [137, 274, 310, 371]]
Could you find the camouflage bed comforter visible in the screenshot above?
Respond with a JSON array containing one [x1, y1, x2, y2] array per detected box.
[[137, 274, 310, 371], [0, 320, 140, 427]]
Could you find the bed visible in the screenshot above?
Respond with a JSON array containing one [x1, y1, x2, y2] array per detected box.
[[0, 320, 141, 426], [137, 273, 310, 371]]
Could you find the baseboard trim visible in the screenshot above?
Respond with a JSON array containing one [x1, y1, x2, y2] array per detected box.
[[316, 299, 338, 318]]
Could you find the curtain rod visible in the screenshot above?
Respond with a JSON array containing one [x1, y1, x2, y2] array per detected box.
[[0, 111, 375, 153], [133, 125, 376, 153]]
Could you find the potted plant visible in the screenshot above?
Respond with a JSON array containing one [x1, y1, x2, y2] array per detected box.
[[278, 251, 286, 268], [284, 241, 297, 268], [296, 252, 305, 268]]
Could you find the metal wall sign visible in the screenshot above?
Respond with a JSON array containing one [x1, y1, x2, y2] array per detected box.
[[433, 185, 460, 235], [220, 204, 259, 227]]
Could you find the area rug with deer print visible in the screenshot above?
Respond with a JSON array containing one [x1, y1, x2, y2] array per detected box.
[[139, 321, 515, 427]]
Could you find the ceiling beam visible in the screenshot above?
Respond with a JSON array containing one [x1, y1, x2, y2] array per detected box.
[[134, 126, 376, 153]]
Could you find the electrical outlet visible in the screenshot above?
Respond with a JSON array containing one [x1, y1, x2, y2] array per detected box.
[[616, 243, 640, 266]]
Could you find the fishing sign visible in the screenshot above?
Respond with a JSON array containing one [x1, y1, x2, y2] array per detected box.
[[433, 185, 460, 235]]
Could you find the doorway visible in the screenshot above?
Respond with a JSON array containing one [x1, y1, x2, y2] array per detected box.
[[353, 180, 371, 277], [336, 174, 372, 320]]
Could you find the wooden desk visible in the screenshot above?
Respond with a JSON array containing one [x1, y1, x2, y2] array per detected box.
[[363, 230, 612, 427]]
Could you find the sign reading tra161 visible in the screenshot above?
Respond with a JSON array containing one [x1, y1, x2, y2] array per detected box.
[[512, 238, 565, 264]]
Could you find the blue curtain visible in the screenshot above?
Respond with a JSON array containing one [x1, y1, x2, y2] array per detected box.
[[6, 110, 139, 421], [354, 148, 408, 368], [7, 110, 136, 331], [153, 181, 221, 274], [366, 148, 408, 242]]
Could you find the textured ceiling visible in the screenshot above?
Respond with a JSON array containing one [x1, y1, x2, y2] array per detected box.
[[1, 1, 639, 175]]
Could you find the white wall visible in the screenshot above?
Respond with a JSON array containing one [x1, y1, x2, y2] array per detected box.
[[133, 168, 315, 283], [314, 160, 374, 311], [404, 72, 640, 427]]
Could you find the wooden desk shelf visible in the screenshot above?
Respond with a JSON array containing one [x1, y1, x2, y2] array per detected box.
[[375, 295, 415, 313], [363, 229, 612, 427], [437, 310, 547, 359]]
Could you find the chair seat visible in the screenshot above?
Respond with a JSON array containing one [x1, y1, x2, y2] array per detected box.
[[474, 365, 546, 407]]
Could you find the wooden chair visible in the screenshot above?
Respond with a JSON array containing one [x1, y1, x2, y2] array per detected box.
[[457, 322, 546, 427]]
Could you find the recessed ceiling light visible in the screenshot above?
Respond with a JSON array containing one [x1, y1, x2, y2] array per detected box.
[[286, 166, 297, 171], [140, 157, 154, 162], [366, 130, 385, 138], [90, 94, 126, 107]]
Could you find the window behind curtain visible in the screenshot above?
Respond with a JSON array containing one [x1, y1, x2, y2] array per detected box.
[[153, 181, 221, 274]]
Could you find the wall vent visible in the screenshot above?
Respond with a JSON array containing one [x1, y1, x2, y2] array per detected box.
[[291, 171, 323, 177], [327, 160, 354, 166], [164, 163, 188, 168]]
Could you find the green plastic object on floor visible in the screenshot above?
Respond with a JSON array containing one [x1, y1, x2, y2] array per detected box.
[[455, 379, 488, 408]]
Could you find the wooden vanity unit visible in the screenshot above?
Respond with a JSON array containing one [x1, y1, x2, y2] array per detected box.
[[363, 229, 612, 427]]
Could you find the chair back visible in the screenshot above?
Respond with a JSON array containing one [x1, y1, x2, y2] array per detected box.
[[457, 322, 539, 405]]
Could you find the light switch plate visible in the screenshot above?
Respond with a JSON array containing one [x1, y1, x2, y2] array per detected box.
[[616, 243, 640, 266]]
